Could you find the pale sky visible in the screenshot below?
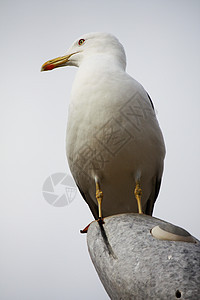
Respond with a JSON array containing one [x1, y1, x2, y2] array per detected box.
[[1, 0, 200, 299]]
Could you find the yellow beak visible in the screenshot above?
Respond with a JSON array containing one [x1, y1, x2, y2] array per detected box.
[[41, 53, 75, 71]]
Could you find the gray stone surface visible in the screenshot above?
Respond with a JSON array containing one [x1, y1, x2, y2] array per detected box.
[[87, 213, 200, 299]]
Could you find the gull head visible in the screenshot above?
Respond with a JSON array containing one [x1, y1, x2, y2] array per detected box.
[[41, 32, 126, 71]]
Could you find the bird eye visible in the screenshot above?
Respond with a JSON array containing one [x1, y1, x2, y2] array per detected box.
[[78, 39, 85, 46]]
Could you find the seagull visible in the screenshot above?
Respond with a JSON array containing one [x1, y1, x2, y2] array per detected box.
[[41, 32, 165, 220]]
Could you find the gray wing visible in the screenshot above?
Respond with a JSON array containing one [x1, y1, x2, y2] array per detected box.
[[145, 176, 162, 215], [146, 92, 155, 110]]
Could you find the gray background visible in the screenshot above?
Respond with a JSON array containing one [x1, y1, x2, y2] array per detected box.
[[1, 0, 199, 299]]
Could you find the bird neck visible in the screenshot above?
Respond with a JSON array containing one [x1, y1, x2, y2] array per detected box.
[[79, 53, 126, 74]]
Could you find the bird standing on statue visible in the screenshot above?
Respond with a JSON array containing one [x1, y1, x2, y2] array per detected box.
[[41, 32, 165, 220]]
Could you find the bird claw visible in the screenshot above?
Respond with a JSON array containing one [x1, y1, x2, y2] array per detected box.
[[97, 218, 105, 225]]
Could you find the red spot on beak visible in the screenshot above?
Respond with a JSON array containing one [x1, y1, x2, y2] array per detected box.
[[43, 64, 55, 71]]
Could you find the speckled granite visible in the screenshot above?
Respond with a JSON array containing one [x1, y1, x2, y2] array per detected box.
[[87, 213, 200, 300]]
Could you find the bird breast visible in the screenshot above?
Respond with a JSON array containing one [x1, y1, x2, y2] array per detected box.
[[66, 69, 165, 189]]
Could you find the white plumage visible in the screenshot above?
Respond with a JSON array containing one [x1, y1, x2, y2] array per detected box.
[[41, 32, 165, 219]]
